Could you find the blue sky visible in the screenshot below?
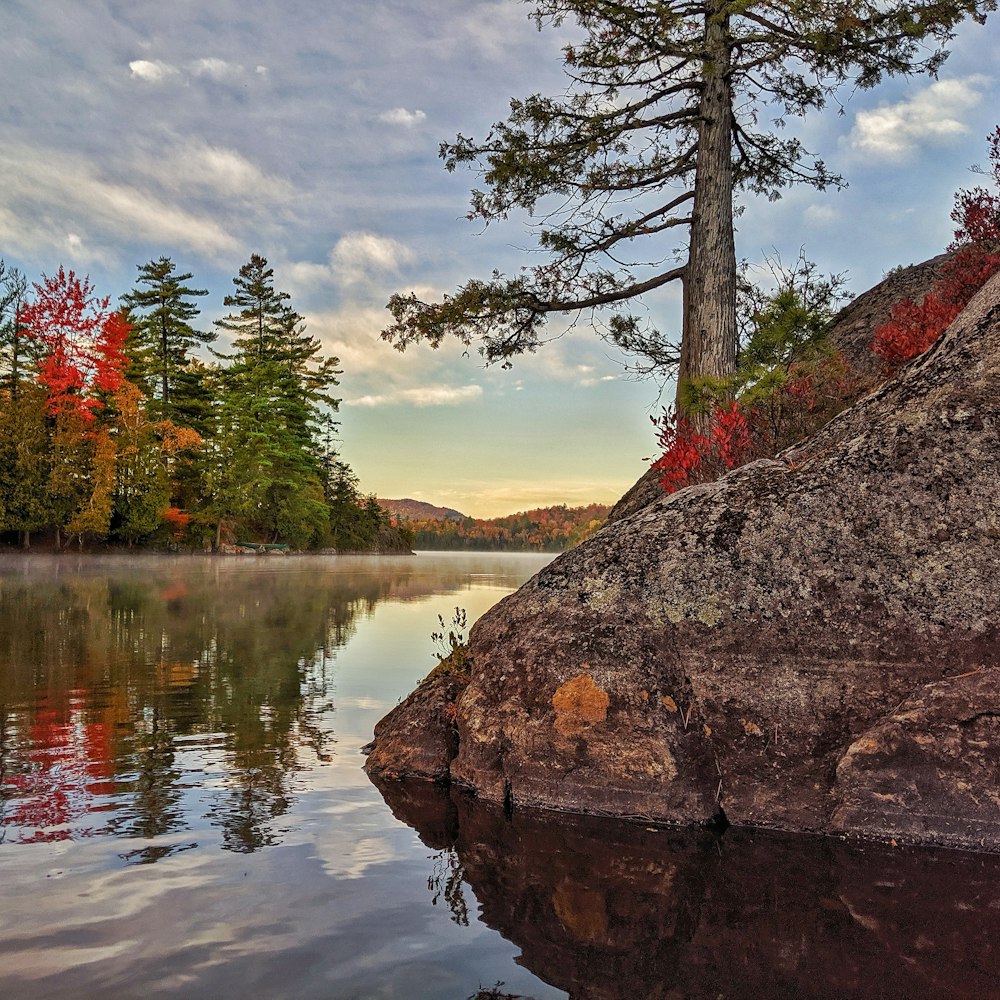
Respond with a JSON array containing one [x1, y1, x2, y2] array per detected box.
[[2, 1, 998, 516]]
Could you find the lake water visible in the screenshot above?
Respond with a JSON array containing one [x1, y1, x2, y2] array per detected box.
[[2, 553, 1000, 1000]]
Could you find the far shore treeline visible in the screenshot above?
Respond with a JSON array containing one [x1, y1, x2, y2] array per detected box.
[[384, 502, 611, 552], [0, 254, 405, 553]]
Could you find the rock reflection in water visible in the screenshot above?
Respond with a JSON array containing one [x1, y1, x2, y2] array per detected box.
[[374, 777, 1000, 1000]]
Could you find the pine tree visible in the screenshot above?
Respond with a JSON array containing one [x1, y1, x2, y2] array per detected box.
[[121, 257, 211, 421], [214, 253, 298, 364], [206, 254, 341, 549], [384, 0, 994, 407], [0, 262, 31, 400]]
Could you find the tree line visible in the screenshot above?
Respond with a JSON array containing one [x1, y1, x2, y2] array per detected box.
[[396, 503, 610, 552], [0, 254, 401, 552]]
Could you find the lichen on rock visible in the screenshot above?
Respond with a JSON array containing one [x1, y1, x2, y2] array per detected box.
[[366, 269, 1000, 851]]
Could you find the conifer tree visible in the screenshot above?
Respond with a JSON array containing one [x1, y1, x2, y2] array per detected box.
[[384, 0, 994, 407], [121, 257, 211, 420]]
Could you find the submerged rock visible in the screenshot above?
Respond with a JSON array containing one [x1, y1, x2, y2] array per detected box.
[[366, 271, 1000, 850]]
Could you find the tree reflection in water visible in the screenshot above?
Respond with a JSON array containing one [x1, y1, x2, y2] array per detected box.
[[0, 557, 425, 856]]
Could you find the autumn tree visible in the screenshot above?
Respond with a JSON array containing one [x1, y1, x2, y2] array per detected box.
[[0, 382, 51, 547], [384, 0, 994, 409], [20, 267, 129, 423], [121, 257, 211, 421]]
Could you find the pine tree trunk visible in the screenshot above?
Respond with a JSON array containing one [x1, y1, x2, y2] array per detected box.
[[679, 6, 737, 417]]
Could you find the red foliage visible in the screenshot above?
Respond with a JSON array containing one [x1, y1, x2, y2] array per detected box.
[[873, 127, 1000, 369], [871, 293, 960, 366], [20, 267, 129, 422], [162, 506, 192, 539], [652, 401, 754, 494]]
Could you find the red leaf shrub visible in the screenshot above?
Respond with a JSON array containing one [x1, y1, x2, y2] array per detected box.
[[873, 127, 1000, 369]]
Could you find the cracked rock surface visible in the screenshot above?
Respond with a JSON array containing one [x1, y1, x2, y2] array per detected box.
[[365, 270, 1000, 850]]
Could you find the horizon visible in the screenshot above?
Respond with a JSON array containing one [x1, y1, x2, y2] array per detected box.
[[2, 2, 999, 517]]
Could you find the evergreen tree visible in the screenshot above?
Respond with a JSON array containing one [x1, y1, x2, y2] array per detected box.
[[206, 255, 340, 549], [384, 0, 994, 408], [0, 262, 30, 399], [121, 257, 211, 420], [214, 253, 298, 364]]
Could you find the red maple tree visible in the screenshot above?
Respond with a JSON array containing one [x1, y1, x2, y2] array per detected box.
[[20, 267, 129, 422]]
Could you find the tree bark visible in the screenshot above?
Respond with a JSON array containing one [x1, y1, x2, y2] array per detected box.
[[679, 5, 737, 415]]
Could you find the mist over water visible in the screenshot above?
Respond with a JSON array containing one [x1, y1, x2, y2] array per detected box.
[[0, 552, 562, 1000], [4, 553, 1000, 1000]]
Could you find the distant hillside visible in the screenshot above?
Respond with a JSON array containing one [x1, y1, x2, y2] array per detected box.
[[378, 498, 467, 522], [400, 503, 612, 552]]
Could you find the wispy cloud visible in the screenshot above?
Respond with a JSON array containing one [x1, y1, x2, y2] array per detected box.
[[333, 232, 414, 281], [137, 141, 291, 201], [190, 57, 244, 81], [0, 146, 239, 261], [377, 107, 426, 127], [850, 76, 990, 161], [347, 384, 482, 408]]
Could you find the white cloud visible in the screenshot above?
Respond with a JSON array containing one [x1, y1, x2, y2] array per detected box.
[[377, 107, 427, 127], [347, 384, 483, 407], [850, 76, 990, 161], [284, 234, 416, 297], [129, 59, 178, 83], [189, 57, 244, 81], [803, 204, 838, 227], [140, 141, 291, 201], [333, 232, 413, 278], [579, 374, 618, 387]]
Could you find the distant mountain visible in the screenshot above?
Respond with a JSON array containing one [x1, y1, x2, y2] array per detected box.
[[378, 498, 468, 522]]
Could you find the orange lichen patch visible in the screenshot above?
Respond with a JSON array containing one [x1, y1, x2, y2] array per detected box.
[[640, 690, 649, 702], [662, 695, 678, 713], [552, 878, 609, 942], [552, 673, 610, 737], [742, 719, 764, 737]]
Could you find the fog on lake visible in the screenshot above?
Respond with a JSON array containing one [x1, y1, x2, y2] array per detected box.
[[2, 552, 1000, 1000]]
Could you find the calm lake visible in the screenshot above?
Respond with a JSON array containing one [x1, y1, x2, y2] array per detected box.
[[2, 553, 1000, 1000]]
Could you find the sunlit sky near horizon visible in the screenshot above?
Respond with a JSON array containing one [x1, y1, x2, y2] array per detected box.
[[2, 1, 999, 517]]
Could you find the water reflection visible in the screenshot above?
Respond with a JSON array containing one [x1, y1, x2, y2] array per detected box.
[[0, 554, 535, 858], [374, 777, 1000, 1000]]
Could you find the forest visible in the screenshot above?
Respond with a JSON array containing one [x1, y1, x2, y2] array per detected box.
[[395, 503, 610, 552], [0, 254, 401, 552]]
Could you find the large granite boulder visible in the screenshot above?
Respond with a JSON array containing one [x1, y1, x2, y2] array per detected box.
[[366, 270, 1000, 850]]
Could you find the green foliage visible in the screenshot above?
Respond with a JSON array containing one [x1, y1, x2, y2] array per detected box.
[[121, 257, 211, 420], [0, 253, 385, 554], [401, 503, 610, 552]]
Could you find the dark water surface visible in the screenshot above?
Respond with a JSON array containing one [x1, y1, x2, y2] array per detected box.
[[2, 554, 1000, 1000]]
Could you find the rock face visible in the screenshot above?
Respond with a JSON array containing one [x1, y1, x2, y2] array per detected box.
[[605, 253, 952, 526], [366, 271, 1000, 850]]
